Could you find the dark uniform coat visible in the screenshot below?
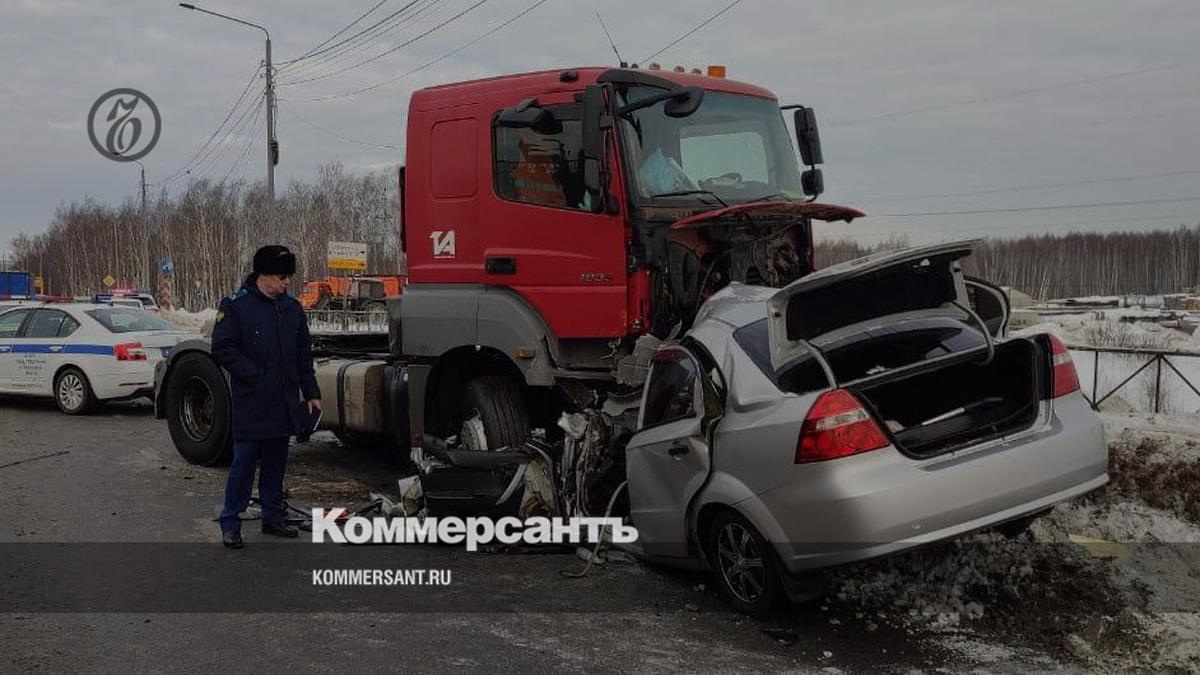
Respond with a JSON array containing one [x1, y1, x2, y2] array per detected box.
[[211, 274, 321, 439]]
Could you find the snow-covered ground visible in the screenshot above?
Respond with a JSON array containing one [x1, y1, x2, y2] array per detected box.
[[822, 407, 1200, 671], [160, 307, 217, 334], [1015, 313, 1200, 413]]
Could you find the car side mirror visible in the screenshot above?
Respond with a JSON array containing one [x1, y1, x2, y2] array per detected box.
[[497, 99, 561, 135], [793, 106, 823, 166]]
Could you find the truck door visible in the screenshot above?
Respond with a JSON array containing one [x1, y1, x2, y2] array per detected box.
[[625, 345, 719, 559], [0, 308, 34, 393], [488, 102, 629, 339]]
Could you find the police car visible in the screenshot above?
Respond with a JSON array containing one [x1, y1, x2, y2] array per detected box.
[[0, 302, 201, 414]]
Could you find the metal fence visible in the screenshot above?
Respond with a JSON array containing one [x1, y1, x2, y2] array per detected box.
[[1066, 344, 1200, 413]]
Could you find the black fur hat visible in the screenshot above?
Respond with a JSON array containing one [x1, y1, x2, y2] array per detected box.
[[252, 245, 296, 275]]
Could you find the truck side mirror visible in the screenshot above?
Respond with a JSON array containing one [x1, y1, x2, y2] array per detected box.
[[665, 86, 705, 118], [801, 168, 824, 197], [793, 106, 823, 166], [497, 99, 561, 135], [581, 85, 605, 204]]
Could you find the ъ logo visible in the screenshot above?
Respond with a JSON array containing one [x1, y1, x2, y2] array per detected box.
[[430, 230, 456, 259]]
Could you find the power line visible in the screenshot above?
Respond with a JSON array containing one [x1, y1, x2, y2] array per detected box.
[[151, 65, 263, 186], [285, 0, 392, 64], [278, 0, 447, 83], [303, 0, 548, 101], [281, 101, 403, 149], [187, 96, 266, 182], [278, 0, 426, 69], [278, 0, 442, 81], [853, 169, 1200, 205], [874, 196, 1200, 218], [221, 104, 268, 183], [838, 210, 1200, 237], [1078, 101, 1200, 129], [642, 0, 744, 63], [827, 56, 1200, 127], [282, 0, 489, 87]]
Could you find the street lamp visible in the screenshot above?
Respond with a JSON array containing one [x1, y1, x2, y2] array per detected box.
[[178, 3, 277, 202]]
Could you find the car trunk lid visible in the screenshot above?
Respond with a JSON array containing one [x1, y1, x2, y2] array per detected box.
[[118, 331, 202, 361], [766, 240, 980, 375]]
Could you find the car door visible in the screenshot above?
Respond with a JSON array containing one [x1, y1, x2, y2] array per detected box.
[[10, 308, 77, 395], [0, 308, 35, 393], [624, 344, 720, 559]]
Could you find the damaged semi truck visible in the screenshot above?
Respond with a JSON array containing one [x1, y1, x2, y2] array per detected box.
[[155, 66, 1108, 613]]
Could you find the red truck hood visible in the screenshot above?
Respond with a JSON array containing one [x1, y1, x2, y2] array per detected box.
[[670, 201, 865, 229]]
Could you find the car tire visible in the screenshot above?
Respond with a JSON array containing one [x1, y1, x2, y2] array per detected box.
[[165, 353, 233, 466], [460, 375, 529, 450], [706, 510, 786, 615], [54, 367, 97, 415]]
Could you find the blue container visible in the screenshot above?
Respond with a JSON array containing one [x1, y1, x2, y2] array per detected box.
[[0, 271, 33, 296]]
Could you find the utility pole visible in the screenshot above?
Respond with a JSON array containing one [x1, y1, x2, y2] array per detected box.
[[179, 3, 276, 202], [135, 160, 147, 213], [264, 37, 276, 201]]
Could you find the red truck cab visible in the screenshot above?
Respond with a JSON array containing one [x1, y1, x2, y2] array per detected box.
[[395, 65, 858, 441]]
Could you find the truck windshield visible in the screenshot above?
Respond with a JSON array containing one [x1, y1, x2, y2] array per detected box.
[[619, 88, 804, 206]]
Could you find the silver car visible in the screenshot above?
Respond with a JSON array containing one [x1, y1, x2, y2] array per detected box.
[[623, 241, 1108, 613]]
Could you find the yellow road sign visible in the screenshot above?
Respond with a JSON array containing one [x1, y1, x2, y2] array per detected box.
[[103, 274, 116, 288]]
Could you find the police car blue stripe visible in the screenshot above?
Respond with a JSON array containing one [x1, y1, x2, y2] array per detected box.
[[4, 344, 116, 355]]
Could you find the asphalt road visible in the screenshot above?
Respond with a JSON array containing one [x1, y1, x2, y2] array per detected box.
[[0, 397, 958, 673]]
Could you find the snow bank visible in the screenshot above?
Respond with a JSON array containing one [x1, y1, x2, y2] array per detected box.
[[161, 308, 216, 334]]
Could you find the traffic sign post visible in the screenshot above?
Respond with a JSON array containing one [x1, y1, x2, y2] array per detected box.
[[327, 242, 368, 272]]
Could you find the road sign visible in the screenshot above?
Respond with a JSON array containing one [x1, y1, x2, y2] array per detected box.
[[159, 258, 175, 275], [327, 241, 368, 272], [103, 274, 116, 288]]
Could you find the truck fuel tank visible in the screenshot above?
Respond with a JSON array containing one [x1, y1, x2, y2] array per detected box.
[[313, 359, 410, 448]]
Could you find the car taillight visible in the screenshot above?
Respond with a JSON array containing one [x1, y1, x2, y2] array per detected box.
[[114, 342, 147, 361], [796, 389, 889, 463], [1047, 334, 1079, 398]]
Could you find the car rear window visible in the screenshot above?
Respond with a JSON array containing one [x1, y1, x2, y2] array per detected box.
[[733, 315, 987, 393], [85, 308, 176, 333]]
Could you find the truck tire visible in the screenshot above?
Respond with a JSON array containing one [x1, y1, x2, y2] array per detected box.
[[461, 376, 528, 450], [706, 510, 786, 616], [165, 353, 233, 466]]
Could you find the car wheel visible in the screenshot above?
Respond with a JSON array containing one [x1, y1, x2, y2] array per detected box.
[[707, 510, 786, 615], [165, 353, 233, 466], [461, 376, 528, 450], [54, 367, 97, 415]]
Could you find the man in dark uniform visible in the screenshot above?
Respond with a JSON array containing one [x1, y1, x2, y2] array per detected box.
[[212, 245, 321, 549]]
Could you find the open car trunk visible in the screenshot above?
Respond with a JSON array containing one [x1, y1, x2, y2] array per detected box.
[[759, 240, 1044, 458], [849, 338, 1045, 458]]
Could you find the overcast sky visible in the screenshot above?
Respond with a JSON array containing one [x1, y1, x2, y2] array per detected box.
[[3, 0, 1200, 255]]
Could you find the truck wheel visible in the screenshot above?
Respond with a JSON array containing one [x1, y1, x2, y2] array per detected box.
[[461, 376, 528, 450], [706, 510, 786, 615], [165, 353, 233, 466], [54, 367, 97, 415]]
